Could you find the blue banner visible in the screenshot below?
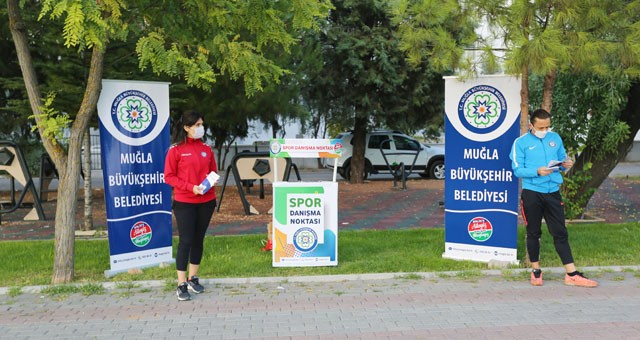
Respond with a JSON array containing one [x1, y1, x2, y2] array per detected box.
[[97, 80, 173, 275], [443, 76, 521, 263]]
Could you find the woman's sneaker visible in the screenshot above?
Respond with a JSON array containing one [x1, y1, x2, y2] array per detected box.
[[187, 276, 205, 294], [176, 282, 191, 301], [564, 271, 598, 287], [530, 269, 543, 286]]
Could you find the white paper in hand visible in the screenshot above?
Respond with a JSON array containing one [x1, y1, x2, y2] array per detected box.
[[546, 160, 563, 171], [199, 171, 220, 194]]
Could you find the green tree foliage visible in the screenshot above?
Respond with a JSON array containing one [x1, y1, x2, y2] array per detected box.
[[391, 0, 476, 72], [524, 1, 640, 218], [311, 0, 461, 183], [296, 29, 334, 139], [134, 0, 332, 95], [1, 3, 88, 169], [0, 6, 28, 121], [170, 78, 253, 169], [249, 39, 314, 140], [457, 0, 640, 219], [531, 74, 631, 162], [1, 6, 40, 170], [7, 0, 331, 283], [465, 0, 640, 120], [530, 73, 632, 219], [397, 0, 640, 218]]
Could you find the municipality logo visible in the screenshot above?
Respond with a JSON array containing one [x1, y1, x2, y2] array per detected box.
[[293, 227, 318, 252], [269, 140, 282, 155], [111, 90, 158, 138], [457, 85, 507, 134], [130, 221, 153, 247], [332, 140, 343, 154], [467, 216, 493, 242]]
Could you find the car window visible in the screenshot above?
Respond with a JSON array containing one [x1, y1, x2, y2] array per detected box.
[[393, 135, 420, 151], [368, 134, 391, 150]]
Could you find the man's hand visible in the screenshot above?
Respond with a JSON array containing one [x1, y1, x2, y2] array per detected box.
[[562, 158, 574, 169], [537, 166, 553, 176]]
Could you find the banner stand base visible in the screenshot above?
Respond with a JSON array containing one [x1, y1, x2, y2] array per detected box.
[[442, 252, 519, 266], [104, 258, 176, 278]]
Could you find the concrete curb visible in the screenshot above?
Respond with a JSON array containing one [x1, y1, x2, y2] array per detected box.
[[2, 265, 639, 295]]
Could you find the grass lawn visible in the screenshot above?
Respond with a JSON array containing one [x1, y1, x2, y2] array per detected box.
[[1, 222, 639, 288]]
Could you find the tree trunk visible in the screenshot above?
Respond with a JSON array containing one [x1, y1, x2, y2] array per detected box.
[[270, 118, 281, 139], [8, 0, 65, 283], [217, 145, 226, 171], [7, 0, 63, 160], [52, 165, 78, 283], [218, 135, 237, 171], [519, 66, 530, 134], [541, 69, 556, 113], [51, 48, 104, 284], [572, 81, 640, 210], [350, 116, 367, 184], [310, 113, 326, 168], [518, 66, 530, 266], [83, 129, 93, 231], [9, 0, 106, 282]]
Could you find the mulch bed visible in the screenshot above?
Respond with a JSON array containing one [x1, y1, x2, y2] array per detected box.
[[1, 177, 638, 241]]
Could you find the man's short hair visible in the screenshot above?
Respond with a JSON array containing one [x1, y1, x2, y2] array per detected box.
[[530, 109, 551, 124]]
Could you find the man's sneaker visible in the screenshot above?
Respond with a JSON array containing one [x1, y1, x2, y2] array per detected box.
[[564, 271, 598, 288], [187, 276, 205, 294], [530, 270, 543, 286], [176, 282, 191, 301]]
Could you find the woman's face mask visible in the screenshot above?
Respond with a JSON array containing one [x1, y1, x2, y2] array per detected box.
[[191, 125, 205, 139], [185, 119, 205, 139]]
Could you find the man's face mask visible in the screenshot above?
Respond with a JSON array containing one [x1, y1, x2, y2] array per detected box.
[[530, 122, 550, 139], [532, 128, 547, 139]]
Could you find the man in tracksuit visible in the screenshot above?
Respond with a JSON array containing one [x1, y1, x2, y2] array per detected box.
[[510, 109, 598, 287]]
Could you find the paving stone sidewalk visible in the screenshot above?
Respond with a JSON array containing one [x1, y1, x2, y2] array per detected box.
[[1, 164, 639, 339], [2, 268, 640, 339]]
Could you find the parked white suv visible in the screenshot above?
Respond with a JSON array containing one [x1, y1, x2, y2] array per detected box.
[[331, 130, 445, 180]]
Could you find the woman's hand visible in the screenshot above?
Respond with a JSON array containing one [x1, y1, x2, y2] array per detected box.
[[193, 185, 204, 195]]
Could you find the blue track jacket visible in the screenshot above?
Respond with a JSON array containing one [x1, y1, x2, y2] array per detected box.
[[510, 131, 567, 193]]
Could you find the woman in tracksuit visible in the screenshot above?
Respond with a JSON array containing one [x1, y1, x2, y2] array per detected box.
[[510, 109, 597, 288], [164, 110, 218, 301]]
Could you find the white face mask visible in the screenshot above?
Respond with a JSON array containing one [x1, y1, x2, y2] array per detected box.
[[533, 129, 548, 139], [191, 125, 205, 139]]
